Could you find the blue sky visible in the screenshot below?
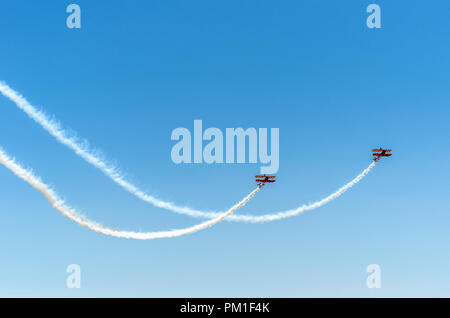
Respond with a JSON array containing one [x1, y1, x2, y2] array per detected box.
[[0, 0, 449, 297]]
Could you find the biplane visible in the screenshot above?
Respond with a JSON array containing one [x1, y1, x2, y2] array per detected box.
[[372, 148, 392, 162], [255, 174, 276, 188]]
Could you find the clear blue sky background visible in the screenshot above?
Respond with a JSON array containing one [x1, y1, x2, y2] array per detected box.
[[0, 1, 449, 297]]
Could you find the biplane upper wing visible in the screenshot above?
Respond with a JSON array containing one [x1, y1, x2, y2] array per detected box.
[[372, 148, 391, 152]]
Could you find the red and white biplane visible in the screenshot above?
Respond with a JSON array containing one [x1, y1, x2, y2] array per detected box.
[[372, 148, 392, 162], [255, 175, 276, 188]]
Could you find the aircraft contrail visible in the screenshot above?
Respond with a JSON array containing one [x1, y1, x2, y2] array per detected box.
[[0, 81, 376, 223], [0, 147, 260, 240]]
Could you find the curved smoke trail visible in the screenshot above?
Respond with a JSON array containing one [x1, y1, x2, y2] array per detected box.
[[0, 147, 260, 239], [225, 161, 375, 223], [0, 82, 375, 223], [0, 81, 217, 218]]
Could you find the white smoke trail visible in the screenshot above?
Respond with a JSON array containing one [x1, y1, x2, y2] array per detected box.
[[0, 147, 260, 240], [225, 161, 376, 223], [0, 81, 375, 223], [0, 81, 217, 218]]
